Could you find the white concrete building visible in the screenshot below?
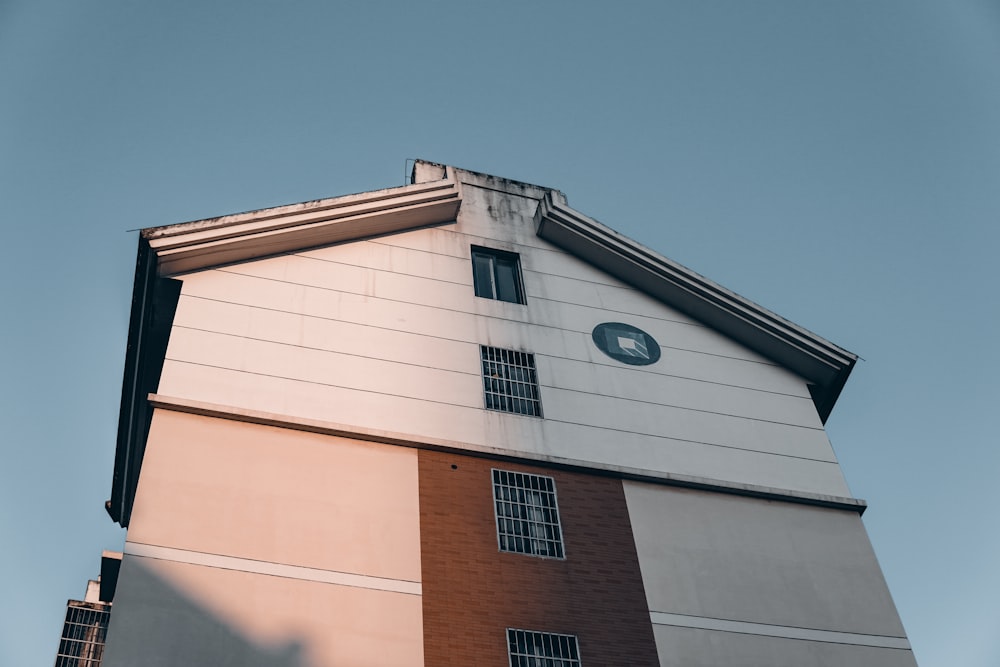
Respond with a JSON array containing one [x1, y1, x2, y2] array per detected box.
[[100, 161, 916, 666]]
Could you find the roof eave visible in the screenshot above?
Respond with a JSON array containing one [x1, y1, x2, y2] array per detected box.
[[534, 193, 857, 423], [144, 175, 461, 276]]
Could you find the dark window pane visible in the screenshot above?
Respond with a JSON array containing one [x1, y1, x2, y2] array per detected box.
[[495, 258, 521, 303], [472, 253, 495, 298]]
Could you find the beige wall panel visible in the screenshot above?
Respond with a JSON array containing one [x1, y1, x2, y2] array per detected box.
[[536, 419, 850, 496], [298, 239, 473, 285], [103, 555, 422, 667], [541, 354, 819, 426], [626, 483, 906, 636], [651, 625, 916, 667], [524, 268, 706, 325], [157, 360, 489, 442], [129, 410, 422, 583], [156, 361, 850, 496], [223, 254, 474, 313], [539, 386, 833, 461], [165, 326, 481, 409], [172, 294, 480, 374]]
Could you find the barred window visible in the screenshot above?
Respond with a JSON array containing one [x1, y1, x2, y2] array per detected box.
[[507, 628, 581, 667], [55, 601, 111, 667], [493, 469, 564, 558], [481, 346, 542, 417]]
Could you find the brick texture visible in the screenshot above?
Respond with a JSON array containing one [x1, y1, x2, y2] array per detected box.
[[418, 450, 660, 666]]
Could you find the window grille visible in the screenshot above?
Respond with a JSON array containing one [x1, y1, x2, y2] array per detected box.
[[481, 346, 542, 416], [507, 628, 581, 667], [54, 601, 111, 667], [493, 469, 564, 558], [472, 247, 525, 304]]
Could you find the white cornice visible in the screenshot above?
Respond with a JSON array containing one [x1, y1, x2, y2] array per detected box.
[[144, 176, 461, 275]]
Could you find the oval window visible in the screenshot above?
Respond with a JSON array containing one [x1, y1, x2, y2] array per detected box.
[[592, 322, 661, 366]]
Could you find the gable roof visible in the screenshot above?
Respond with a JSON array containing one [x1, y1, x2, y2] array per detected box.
[[108, 159, 856, 526]]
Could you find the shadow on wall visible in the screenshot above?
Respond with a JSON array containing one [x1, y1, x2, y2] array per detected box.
[[101, 556, 305, 667]]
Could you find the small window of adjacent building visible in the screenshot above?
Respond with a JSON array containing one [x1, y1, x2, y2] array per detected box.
[[472, 246, 525, 304], [493, 469, 564, 558], [507, 628, 581, 667], [481, 346, 542, 417]]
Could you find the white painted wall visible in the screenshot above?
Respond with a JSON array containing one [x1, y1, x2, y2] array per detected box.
[[157, 179, 851, 497]]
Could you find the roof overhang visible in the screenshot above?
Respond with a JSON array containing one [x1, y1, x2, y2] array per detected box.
[[145, 175, 461, 275], [534, 192, 857, 423]]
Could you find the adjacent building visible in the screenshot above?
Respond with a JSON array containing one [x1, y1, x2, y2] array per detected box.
[[53, 552, 120, 667], [98, 161, 917, 666]]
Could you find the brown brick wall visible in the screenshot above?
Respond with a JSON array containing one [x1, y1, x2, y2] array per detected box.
[[418, 450, 659, 666]]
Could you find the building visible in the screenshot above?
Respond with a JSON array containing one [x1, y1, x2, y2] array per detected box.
[[53, 552, 120, 667], [99, 160, 917, 666]]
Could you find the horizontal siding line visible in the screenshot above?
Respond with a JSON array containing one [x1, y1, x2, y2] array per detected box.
[[172, 324, 820, 430], [649, 611, 911, 650], [220, 263, 715, 335], [374, 220, 605, 268], [295, 250, 708, 331], [160, 360, 837, 463], [172, 324, 480, 377], [177, 294, 810, 399], [292, 251, 471, 287], [124, 542, 422, 596], [208, 268, 783, 368], [305, 239, 708, 326], [543, 385, 821, 431]]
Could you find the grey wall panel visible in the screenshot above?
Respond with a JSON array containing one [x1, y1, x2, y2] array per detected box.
[[651, 625, 917, 667], [625, 482, 908, 636]]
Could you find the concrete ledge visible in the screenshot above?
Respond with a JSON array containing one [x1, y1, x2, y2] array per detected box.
[[147, 394, 868, 514]]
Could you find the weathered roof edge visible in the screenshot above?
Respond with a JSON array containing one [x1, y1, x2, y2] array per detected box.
[[533, 191, 857, 422], [145, 174, 462, 275]]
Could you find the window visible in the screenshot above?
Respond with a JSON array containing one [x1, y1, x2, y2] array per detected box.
[[493, 469, 564, 558], [591, 322, 661, 366], [507, 629, 581, 667], [481, 346, 542, 416], [472, 246, 525, 304]]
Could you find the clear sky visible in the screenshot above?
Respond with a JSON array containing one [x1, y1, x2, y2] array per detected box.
[[1, 2, 997, 665]]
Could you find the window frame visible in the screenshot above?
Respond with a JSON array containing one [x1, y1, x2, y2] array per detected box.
[[480, 346, 543, 417], [471, 246, 526, 305], [492, 468, 565, 560], [506, 628, 582, 667]]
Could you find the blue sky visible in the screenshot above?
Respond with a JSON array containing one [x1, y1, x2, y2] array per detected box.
[[2, 2, 998, 665]]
